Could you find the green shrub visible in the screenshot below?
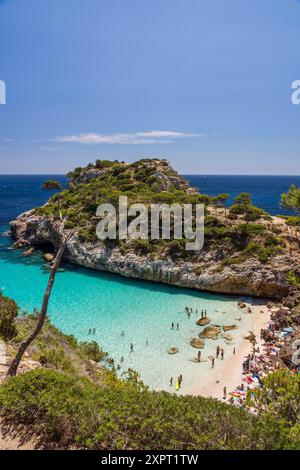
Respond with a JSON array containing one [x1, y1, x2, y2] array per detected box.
[[0, 293, 18, 340], [38, 348, 75, 373], [248, 370, 300, 450], [0, 369, 258, 450], [79, 341, 107, 363]]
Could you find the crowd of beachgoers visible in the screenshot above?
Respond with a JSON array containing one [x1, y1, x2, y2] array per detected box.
[[226, 306, 299, 408]]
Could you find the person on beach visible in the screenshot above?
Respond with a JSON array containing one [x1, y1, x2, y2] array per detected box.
[[197, 350, 201, 362], [170, 377, 173, 386], [223, 387, 227, 400], [178, 374, 183, 385], [216, 346, 220, 358], [221, 348, 224, 360], [211, 357, 215, 368], [233, 347, 236, 355]]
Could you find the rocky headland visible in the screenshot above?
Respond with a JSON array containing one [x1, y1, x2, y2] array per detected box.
[[9, 158, 300, 300]]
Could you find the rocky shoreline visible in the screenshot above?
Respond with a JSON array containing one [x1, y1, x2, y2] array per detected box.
[[10, 209, 292, 300]]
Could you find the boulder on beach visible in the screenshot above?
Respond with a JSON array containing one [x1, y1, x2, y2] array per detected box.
[[196, 317, 210, 326], [190, 338, 205, 349], [44, 253, 54, 262], [167, 347, 179, 354], [223, 324, 238, 332], [244, 333, 256, 342], [200, 326, 221, 340]]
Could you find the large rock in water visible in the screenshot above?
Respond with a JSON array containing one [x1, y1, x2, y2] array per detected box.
[[200, 326, 221, 340], [196, 317, 210, 326], [223, 324, 238, 332], [190, 338, 205, 349], [44, 253, 54, 262]]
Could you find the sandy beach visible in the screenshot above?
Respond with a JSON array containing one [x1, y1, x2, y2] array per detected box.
[[180, 300, 271, 399]]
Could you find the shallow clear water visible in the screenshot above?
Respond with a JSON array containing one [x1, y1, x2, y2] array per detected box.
[[0, 231, 252, 393]]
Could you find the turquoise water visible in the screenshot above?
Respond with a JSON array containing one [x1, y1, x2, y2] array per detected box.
[[0, 230, 252, 393]]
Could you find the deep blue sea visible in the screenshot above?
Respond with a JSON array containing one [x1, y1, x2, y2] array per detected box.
[[186, 175, 300, 215], [0, 174, 298, 226], [0, 174, 297, 393]]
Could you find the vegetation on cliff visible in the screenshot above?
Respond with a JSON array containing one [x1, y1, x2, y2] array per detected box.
[[32, 158, 292, 269]]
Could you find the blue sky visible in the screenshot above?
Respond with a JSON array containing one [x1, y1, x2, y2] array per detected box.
[[0, 0, 300, 174]]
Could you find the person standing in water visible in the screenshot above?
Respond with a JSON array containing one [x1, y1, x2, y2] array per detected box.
[[130, 343, 134, 352], [171, 322, 174, 330], [176, 323, 179, 330]]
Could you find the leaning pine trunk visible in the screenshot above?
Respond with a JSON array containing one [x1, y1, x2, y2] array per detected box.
[[6, 235, 67, 377]]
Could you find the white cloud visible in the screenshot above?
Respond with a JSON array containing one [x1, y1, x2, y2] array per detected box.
[[54, 130, 202, 145]]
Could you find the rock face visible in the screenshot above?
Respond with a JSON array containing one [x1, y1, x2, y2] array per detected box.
[[9, 209, 293, 300]]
